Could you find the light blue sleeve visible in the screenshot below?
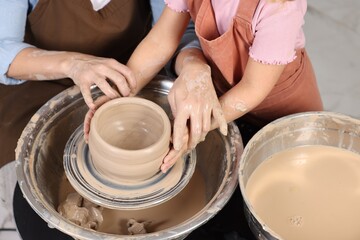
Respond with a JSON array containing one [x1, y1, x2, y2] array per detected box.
[[150, 0, 201, 76], [0, 0, 37, 85]]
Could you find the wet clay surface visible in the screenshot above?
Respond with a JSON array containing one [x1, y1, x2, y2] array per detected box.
[[58, 168, 206, 235], [246, 145, 360, 240], [13, 120, 258, 240], [64, 123, 193, 209], [57, 192, 103, 230], [14, 182, 256, 240], [62, 97, 189, 209], [88, 97, 171, 183]]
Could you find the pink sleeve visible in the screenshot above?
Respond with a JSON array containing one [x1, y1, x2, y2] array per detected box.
[[249, 0, 307, 65], [164, 0, 189, 12]]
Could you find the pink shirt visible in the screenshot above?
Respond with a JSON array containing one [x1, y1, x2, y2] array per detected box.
[[165, 0, 307, 65]]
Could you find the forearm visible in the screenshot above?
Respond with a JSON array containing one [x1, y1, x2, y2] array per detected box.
[[126, 33, 178, 93], [127, 6, 190, 94], [214, 58, 286, 129], [7, 47, 80, 81], [218, 80, 268, 123], [174, 48, 210, 75], [7, 47, 138, 109]]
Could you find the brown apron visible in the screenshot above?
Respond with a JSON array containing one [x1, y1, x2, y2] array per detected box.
[[188, 0, 323, 126], [0, 0, 152, 168]]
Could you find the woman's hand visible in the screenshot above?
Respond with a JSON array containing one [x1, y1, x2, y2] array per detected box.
[[168, 59, 227, 152], [67, 55, 137, 109], [7, 48, 137, 110], [83, 95, 111, 142]]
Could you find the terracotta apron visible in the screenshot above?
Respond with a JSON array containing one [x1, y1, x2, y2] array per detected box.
[[188, 0, 323, 126], [0, 0, 152, 168]]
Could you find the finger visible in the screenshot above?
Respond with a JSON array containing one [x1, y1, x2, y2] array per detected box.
[[172, 111, 189, 151], [189, 110, 202, 149], [93, 76, 120, 99], [202, 105, 212, 132], [161, 148, 182, 173], [213, 107, 228, 136], [108, 72, 132, 97], [83, 109, 95, 143], [107, 59, 137, 91], [167, 90, 177, 118], [99, 67, 132, 97], [93, 95, 112, 109], [113, 76, 132, 97], [201, 105, 212, 141], [83, 95, 111, 142], [80, 85, 96, 109], [182, 127, 190, 150]]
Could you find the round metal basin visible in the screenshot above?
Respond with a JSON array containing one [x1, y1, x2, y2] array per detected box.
[[16, 75, 244, 240], [239, 111, 360, 240]]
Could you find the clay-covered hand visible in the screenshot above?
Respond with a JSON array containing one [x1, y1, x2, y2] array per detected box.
[[168, 64, 227, 151], [161, 128, 190, 173], [67, 55, 136, 109], [6, 48, 135, 109], [83, 95, 111, 142]]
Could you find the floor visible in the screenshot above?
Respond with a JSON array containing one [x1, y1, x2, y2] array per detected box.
[[1, 1, 360, 239]]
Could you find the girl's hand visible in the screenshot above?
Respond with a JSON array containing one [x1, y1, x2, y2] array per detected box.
[[168, 62, 227, 152], [67, 55, 137, 109], [161, 128, 189, 173], [161, 146, 188, 173]]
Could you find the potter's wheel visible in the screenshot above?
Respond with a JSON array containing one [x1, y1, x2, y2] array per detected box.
[[15, 75, 244, 239], [63, 124, 196, 210]]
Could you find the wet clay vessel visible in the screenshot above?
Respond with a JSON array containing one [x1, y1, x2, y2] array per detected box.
[[88, 97, 171, 183], [63, 96, 196, 210]]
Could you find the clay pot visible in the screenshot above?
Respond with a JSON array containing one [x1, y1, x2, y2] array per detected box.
[[88, 97, 171, 183]]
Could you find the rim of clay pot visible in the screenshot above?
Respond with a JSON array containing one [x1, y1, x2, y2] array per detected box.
[[89, 97, 171, 157]]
